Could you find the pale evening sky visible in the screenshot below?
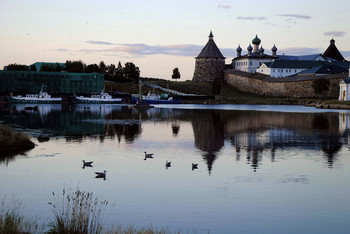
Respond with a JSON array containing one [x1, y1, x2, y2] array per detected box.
[[1, 0, 349, 80]]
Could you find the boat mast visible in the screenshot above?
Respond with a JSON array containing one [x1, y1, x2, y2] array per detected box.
[[139, 79, 142, 101]]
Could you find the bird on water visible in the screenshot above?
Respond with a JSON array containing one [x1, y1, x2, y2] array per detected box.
[[144, 152, 154, 160], [82, 160, 93, 169], [95, 170, 107, 180], [165, 160, 171, 169], [192, 163, 198, 170]]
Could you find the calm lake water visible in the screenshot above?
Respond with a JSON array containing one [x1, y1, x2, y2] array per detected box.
[[1, 103, 350, 234]]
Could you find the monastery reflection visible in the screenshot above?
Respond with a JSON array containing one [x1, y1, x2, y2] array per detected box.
[[1, 105, 349, 172], [190, 109, 349, 172]]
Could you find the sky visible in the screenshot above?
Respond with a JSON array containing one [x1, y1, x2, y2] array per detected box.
[[1, 0, 350, 80]]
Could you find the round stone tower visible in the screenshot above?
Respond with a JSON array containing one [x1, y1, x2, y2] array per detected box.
[[192, 31, 226, 82]]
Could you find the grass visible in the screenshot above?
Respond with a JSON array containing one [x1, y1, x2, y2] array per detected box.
[[47, 188, 109, 234], [104, 79, 320, 105], [106, 225, 185, 234], [0, 123, 35, 164], [1, 190, 198, 234], [0, 196, 44, 234]]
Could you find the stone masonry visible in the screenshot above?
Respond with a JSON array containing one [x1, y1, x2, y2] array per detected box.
[[193, 58, 225, 82], [224, 69, 348, 98]]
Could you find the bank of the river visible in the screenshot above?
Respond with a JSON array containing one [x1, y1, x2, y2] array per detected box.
[[1, 79, 349, 109], [105, 80, 350, 109], [0, 123, 35, 161]]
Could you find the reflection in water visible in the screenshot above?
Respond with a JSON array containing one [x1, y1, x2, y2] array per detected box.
[[1, 104, 349, 172], [171, 121, 180, 136]]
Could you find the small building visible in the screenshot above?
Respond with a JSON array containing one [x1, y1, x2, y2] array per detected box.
[[257, 60, 349, 78], [193, 31, 226, 82], [339, 77, 350, 101]]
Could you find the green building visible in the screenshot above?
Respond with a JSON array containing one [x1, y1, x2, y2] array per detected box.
[[0, 70, 104, 96]]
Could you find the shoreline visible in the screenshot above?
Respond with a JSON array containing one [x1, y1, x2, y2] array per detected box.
[[2, 99, 350, 110]]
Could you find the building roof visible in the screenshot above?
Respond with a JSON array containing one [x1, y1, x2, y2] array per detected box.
[[252, 35, 261, 45], [341, 77, 350, 84], [323, 39, 345, 61], [196, 31, 225, 59], [299, 64, 348, 75], [278, 54, 326, 61], [232, 53, 275, 61], [265, 60, 324, 69], [262, 60, 349, 74], [31, 62, 65, 71]]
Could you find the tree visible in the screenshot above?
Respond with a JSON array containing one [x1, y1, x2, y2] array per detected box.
[[212, 73, 222, 95], [29, 64, 37, 71], [172, 67, 181, 81], [123, 62, 140, 83], [85, 64, 100, 73], [40, 63, 62, 72], [114, 62, 125, 82], [65, 60, 85, 73], [6, 63, 29, 71], [99, 61, 107, 74]]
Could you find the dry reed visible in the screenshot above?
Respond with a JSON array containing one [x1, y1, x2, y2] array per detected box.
[[47, 188, 109, 234], [0, 196, 43, 234]]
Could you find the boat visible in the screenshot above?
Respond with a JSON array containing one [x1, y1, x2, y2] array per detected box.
[[6, 85, 62, 103], [132, 92, 181, 104], [71, 91, 122, 104]]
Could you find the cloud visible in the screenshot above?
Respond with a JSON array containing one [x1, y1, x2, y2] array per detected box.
[[341, 50, 350, 58], [114, 43, 204, 56], [236, 16, 267, 21], [277, 14, 311, 19], [324, 31, 346, 37], [56, 42, 237, 58], [278, 47, 322, 55], [217, 2, 231, 9], [57, 43, 202, 57], [85, 40, 116, 45], [57, 48, 74, 52], [264, 22, 279, 27]]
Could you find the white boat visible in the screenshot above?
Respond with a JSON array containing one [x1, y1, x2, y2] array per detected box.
[[6, 85, 62, 103], [132, 92, 181, 104], [72, 91, 122, 104]]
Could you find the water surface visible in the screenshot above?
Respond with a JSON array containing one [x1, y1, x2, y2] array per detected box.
[[0, 103, 349, 233]]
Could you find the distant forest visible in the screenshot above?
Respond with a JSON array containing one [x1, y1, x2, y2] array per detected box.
[[5, 61, 140, 83]]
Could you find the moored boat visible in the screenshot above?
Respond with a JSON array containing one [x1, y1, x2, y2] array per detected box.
[[71, 91, 122, 104], [6, 85, 62, 103], [132, 92, 181, 104]]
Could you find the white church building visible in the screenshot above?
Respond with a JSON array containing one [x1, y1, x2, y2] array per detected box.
[[233, 36, 349, 78], [232, 35, 276, 73]]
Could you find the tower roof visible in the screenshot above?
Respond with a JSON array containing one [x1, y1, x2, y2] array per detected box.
[[271, 44, 277, 51], [323, 39, 345, 61], [196, 31, 225, 59], [252, 35, 261, 45]]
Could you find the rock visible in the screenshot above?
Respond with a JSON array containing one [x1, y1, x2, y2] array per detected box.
[[38, 134, 50, 142]]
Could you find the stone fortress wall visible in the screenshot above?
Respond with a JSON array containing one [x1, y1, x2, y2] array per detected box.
[[224, 69, 348, 98]]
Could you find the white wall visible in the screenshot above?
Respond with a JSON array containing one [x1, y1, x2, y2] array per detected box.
[[257, 67, 306, 77], [339, 83, 350, 100], [235, 58, 272, 73]]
